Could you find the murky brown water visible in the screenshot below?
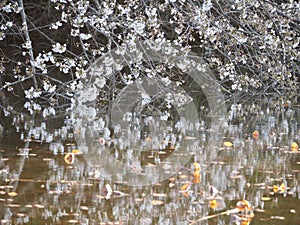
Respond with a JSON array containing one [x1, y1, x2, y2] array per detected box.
[[0, 104, 299, 225]]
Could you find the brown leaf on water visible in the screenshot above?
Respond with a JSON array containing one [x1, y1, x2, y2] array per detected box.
[[252, 130, 259, 139], [194, 162, 201, 171], [64, 153, 74, 164], [193, 172, 201, 183], [180, 183, 190, 192], [236, 200, 252, 211]]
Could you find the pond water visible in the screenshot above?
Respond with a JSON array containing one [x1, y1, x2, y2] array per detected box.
[[0, 103, 299, 225]]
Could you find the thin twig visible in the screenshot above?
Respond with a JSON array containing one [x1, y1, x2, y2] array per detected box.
[[189, 208, 240, 225]]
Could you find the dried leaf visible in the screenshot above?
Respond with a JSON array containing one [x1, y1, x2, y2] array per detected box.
[[252, 130, 259, 139], [209, 199, 219, 210], [194, 162, 201, 171], [193, 172, 201, 183], [236, 200, 252, 211], [180, 183, 190, 192], [291, 142, 298, 152], [71, 149, 81, 155], [273, 185, 279, 193], [64, 153, 74, 164]]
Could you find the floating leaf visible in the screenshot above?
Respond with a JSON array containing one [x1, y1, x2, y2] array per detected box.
[[193, 172, 201, 183], [64, 153, 74, 164], [209, 199, 218, 210], [252, 130, 259, 139], [180, 183, 190, 192], [224, 142, 233, 147], [273, 183, 286, 193], [71, 149, 81, 155], [236, 200, 252, 211], [7, 192, 18, 197], [194, 162, 201, 171], [151, 200, 164, 206], [273, 185, 279, 193], [280, 183, 286, 190], [291, 142, 298, 152]]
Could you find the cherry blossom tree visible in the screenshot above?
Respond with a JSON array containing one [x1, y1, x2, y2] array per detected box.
[[0, 0, 299, 122]]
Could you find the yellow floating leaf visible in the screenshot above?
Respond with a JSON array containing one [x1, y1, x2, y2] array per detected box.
[[209, 199, 220, 210], [279, 183, 286, 192], [252, 130, 259, 139], [224, 141, 233, 147], [291, 142, 298, 152], [180, 183, 190, 192], [273, 185, 279, 193], [71, 149, 81, 155], [194, 162, 201, 171], [193, 173, 201, 184]]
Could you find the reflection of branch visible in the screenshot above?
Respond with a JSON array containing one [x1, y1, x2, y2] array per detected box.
[[18, 0, 37, 89], [12, 113, 36, 192]]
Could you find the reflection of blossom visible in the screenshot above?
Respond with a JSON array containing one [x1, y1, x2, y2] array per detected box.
[[95, 77, 106, 89], [130, 21, 145, 34], [141, 92, 151, 105]]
